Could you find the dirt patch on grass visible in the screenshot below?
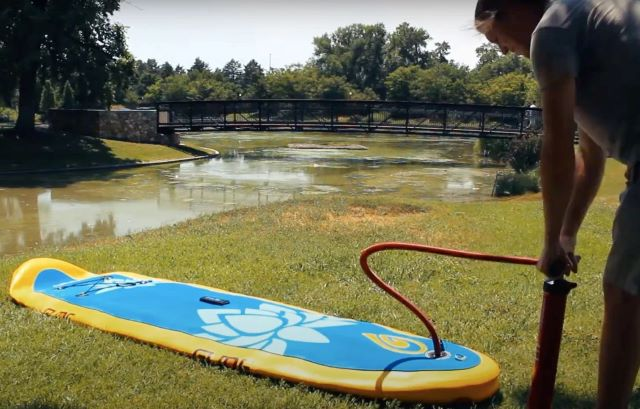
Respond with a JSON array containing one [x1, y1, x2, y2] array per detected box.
[[280, 204, 426, 229]]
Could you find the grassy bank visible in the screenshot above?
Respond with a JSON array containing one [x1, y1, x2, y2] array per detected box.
[[0, 160, 632, 409], [0, 131, 196, 172]]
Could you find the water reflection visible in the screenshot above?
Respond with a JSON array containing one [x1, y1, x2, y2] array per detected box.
[[0, 132, 502, 256]]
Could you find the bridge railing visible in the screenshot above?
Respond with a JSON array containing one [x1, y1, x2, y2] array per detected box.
[[156, 99, 542, 138]]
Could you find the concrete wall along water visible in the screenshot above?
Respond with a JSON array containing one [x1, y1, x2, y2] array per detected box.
[[49, 109, 179, 145]]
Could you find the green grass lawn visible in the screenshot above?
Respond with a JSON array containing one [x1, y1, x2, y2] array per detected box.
[[0, 159, 632, 409], [0, 132, 195, 172]]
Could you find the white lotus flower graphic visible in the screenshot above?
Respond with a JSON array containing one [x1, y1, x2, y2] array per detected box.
[[195, 303, 355, 355]]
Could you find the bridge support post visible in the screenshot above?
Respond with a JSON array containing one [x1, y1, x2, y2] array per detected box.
[[223, 101, 227, 129], [330, 103, 335, 132], [405, 104, 409, 134], [442, 106, 448, 136]]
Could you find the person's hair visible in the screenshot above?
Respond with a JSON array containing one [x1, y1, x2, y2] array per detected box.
[[475, 0, 548, 29]]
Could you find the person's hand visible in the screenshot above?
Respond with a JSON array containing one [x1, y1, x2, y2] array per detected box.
[[537, 240, 577, 278], [559, 234, 580, 274]]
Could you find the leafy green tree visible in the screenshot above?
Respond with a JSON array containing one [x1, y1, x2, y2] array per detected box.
[[191, 76, 237, 100], [159, 62, 175, 79], [131, 59, 161, 102], [39, 80, 56, 118], [144, 75, 195, 102], [189, 58, 210, 76], [316, 75, 353, 99], [411, 63, 473, 103], [2, 0, 126, 135], [61, 80, 75, 108], [433, 42, 451, 63], [478, 72, 537, 106], [103, 82, 115, 110], [110, 52, 136, 105], [385, 66, 421, 101], [222, 59, 243, 85], [264, 66, 317, 99], [475, 43, 501, 67], [384, 23, 431, 73], [242, 60, 266, 98], [473, 43, 532, 82], [242, 60, 264, 88], [313, 23, 387, 95]]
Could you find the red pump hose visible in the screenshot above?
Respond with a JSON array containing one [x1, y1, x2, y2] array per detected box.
[[359, 242, 538, 358]]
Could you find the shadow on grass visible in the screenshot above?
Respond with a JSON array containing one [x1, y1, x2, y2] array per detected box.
[[0, 129, 136, 188], [514, 384, 640, 408], [8, 401, 86, 409]]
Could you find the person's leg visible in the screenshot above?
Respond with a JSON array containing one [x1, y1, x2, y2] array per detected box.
[[597, 180, 640, 408], [597, 283, 640, 409]]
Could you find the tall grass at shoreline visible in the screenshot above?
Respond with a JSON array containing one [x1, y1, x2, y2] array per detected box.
[[0, 160, 632, 409]]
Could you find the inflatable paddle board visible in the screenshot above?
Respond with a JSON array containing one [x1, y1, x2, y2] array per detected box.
[[9, 258, 499, 404]]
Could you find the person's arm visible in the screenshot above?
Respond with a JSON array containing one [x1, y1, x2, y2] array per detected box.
[[537, 76, 577, 276], [559, 128, 606, 250]]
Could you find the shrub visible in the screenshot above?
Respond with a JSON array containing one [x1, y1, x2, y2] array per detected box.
[[0, 107, 18, 123], [61, 80, 75, 109], [493, 171, 540, 197], [39, 80, 57, 119], [507, 132, 541, 173], [475, 137, 512, 162]]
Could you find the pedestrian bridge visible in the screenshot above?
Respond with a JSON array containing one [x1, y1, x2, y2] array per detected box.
[[156, 99, 542, 139]]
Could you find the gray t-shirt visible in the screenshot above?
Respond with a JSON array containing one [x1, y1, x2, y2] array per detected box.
[[531, 0, 640, 164]]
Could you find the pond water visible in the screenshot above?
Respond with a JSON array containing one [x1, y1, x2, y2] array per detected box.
[[0, 132, 503, 256]]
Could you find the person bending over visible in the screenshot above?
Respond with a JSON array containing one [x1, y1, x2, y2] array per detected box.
[[474, 0, 640, 407]]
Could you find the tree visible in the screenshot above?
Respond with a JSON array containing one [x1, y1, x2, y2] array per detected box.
[[385, 66, 421, 101], [110, 52, 136, 105], [39, 80, 56, 118], [174, 65, 186, 75], [242, 60, 266, 98], [384, 23, 431, 73], [61, 80, 75, 108], [143, 75, 195, 102], [189, 58, 210, 76], [131, 59, 161, 102], [103, 82, 115, 110], [433, 42, 451, 63], [473, 43, 532, 82], [222, 59, 243, 85], [411, 63, 472, 103], [2, 0, 126, 136], [159, 62, 174, 79], [316, 75, 353, 99], [264, 66, 317, 99], [475, 43, 500, 67], [242, 60, 264, 88], [477, 72, 538, 106], [313, 23, 387, 95]]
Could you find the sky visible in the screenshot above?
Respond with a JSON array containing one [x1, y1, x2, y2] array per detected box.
[[113, 0, 487, 71]]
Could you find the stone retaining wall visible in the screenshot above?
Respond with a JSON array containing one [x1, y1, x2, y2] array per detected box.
[[49, 109, 179, 145]]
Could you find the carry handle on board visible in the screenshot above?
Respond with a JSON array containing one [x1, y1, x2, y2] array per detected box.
[[359, 242, 575, 409]]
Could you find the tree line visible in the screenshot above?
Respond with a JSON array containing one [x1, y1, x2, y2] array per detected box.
[[1, 1, 538, 136]]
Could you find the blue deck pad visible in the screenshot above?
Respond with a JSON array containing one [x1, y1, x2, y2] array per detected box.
[[35, 269, 481, 372]]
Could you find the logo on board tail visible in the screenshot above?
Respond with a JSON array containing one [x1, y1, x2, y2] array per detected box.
[[363, 333, 429, 355], [195, 303, 355, 355]]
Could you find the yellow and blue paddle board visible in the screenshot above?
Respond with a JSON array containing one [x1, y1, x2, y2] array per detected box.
[[9, 258, 499, 404]]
